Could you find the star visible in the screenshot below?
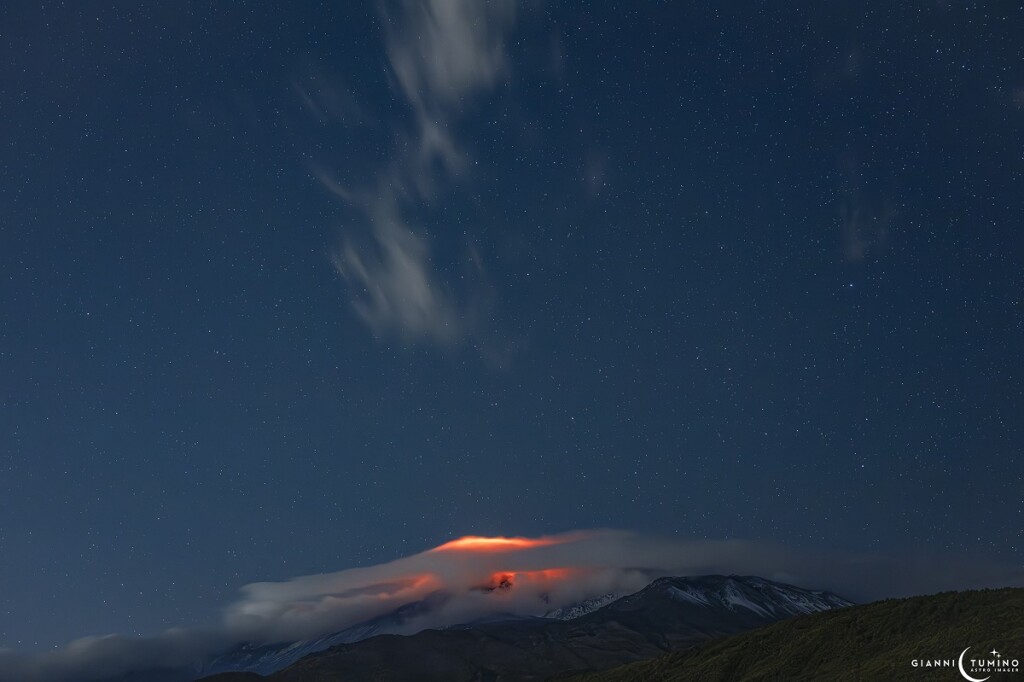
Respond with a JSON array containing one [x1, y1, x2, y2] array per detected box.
[[990, 649, 1000, 657]]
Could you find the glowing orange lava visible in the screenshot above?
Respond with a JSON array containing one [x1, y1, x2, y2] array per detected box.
[[430, 535, 563, 553], [481, 568, 578, 591], [500, 568, 576, 582]]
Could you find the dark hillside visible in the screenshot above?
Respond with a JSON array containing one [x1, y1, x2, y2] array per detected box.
[[571, 587, 1024, 681]]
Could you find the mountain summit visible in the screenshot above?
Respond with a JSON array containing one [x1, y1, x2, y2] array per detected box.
[[196, 575, 850, 681]]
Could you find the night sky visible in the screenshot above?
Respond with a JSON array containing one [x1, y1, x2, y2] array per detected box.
[[2, 0, 1023, 655]]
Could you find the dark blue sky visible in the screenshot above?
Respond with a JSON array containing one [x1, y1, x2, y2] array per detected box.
[[1, 1, 1022, 652]]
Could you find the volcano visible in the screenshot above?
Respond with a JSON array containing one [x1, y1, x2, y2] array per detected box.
[[189, 575, 851, 681]]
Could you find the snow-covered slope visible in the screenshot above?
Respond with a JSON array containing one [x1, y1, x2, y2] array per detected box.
[[544, 592, 621, 620], [614, 574, 852, 618]]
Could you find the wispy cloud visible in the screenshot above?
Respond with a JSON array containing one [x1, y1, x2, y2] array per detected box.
[[0, 628, 230, 682], [383, 0, 516, 175], [2, 530, 1021, 681], [315, 0, 517, 346], [330, 191, 464, 345], [837, 153, 893, 262], [290, 65, 365, 127]]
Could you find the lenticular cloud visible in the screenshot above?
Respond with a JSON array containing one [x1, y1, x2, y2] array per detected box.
[[222, 528, 1024, 647], [223, 529, 662, 643]]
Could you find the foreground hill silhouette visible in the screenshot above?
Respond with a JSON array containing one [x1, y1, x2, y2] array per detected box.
[[571, 587, 1024, 681]]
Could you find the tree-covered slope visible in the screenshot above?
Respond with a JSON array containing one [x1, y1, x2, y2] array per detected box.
[[570, 588, 1024, 682]]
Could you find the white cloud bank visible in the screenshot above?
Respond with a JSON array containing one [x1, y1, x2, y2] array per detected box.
[[2, 530, 1021, 682]]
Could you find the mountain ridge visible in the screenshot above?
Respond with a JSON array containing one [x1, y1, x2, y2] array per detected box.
[[198, 575, 851, 681], [569, 586, 1024, 681]]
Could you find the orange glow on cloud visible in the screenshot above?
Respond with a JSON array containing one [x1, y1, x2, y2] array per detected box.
[[404, 573, 442, 592], [430, 535, 564, 553], [521, 568, 576, 581], [482, 568, 579, 591]]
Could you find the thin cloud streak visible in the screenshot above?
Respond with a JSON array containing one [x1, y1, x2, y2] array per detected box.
[[382, 0, 516, 174], [318, 0, 517, 346], [331, 194, 464, 345]]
